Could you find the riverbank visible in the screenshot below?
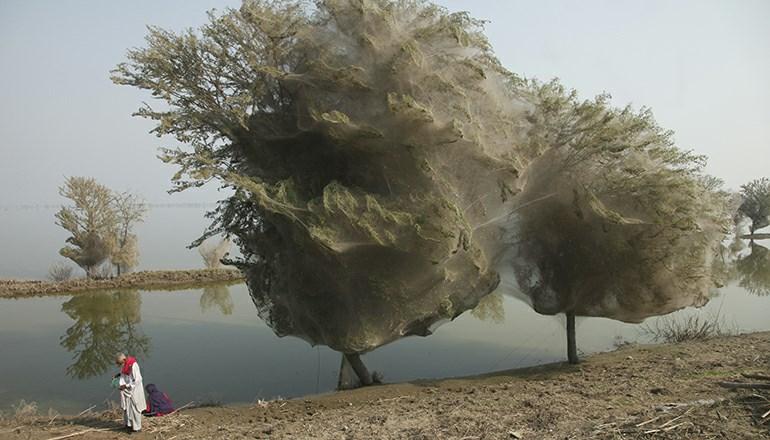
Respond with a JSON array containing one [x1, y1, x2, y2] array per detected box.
[[0, 269, 244, 298], [2, 332, 768, 439]]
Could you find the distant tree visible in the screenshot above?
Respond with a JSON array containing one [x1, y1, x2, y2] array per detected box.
[[738, 178, 770, 235], [56, 177, 147, 278], [55, 177, 116, 278], [48, 261, 75, 282], [110, 192, 148, 276], [198, 238, 232, 269]]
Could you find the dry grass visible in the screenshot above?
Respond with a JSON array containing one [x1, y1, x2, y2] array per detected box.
[[641, 310, 735, 343], [11, 399, 38, 423], [48, 262, 75, 282]]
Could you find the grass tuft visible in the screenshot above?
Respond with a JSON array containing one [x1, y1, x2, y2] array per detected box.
[[11, 400, 38, 421], [642, 310, 735, 343]]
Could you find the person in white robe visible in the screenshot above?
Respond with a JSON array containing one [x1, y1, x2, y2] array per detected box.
[[115, 353, 147, 433]]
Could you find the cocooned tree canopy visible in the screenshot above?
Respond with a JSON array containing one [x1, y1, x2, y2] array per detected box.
[[113, 0, 731, 354], [502, 81, 732, 323]]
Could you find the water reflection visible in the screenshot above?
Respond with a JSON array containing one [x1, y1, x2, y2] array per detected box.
[[199, 285, 234, 315], [736, 243, 770, 296], [60, 290, 150, 379]]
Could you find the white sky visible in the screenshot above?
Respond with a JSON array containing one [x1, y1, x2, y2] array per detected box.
[[1, 0, 768, 206]]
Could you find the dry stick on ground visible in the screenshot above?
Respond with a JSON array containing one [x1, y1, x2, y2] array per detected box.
[[655, 398, 725, 412], [0, 426, 23, 434], [147, 401, 196, 434], [375, 395, 410, 404], [644, 422, 692, 435], [659, 408, 693, 429], [74, 405, 96, 417], [45, 427, 115, 440], [619, 401, 721, 435], [168, 401, 195, 415], [635, 416, 662, 427], [742, 373, 770, 381], [719, 382, 770, 390], [664, 422, 692, 432]]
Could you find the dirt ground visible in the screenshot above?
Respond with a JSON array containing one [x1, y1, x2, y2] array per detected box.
[[0, 269, 244, 298], [2, 332, 769, 439]]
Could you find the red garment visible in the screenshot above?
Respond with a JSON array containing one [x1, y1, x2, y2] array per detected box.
[[121, 356, 137, 375]]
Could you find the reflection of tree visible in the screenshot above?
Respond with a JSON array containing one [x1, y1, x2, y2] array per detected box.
[[199, 285, 234, 315], [470, 292, 504, 324], [60, 290, 150, 379], [736, 243, 770, 296], [712, 244, 739, 287], [728, 233, 747, 256]]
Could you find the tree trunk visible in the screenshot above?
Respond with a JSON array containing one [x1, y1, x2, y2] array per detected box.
[[566, 312, 579, 364], [344, 353, 373, 386]]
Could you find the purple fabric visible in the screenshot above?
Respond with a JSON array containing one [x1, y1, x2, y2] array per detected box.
[[145, 384, 174, 415]]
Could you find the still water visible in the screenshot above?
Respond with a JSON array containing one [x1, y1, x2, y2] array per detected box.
[[1, 277, 768, 415]]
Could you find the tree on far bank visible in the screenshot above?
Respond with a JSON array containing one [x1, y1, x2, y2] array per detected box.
[[55, 177, 116, 278], [55, 177, 147, 278], [111, 192, 148, 276], [198, 237, 232, 269], [738, 178, 770, 235]]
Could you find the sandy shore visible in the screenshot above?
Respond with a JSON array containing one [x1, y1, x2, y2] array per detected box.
[[2, 332, 768, 439], [0, 269, 244, 298]]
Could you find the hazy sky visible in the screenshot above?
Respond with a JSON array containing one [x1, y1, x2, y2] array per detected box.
[[1, 0, 768, 206]]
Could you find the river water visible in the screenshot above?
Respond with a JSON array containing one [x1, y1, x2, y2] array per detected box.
[[0, 208, 768, 414]]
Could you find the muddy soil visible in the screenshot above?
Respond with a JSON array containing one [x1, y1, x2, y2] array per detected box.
[[2, 332, 768, 439], [0, 269, 244, 298]]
